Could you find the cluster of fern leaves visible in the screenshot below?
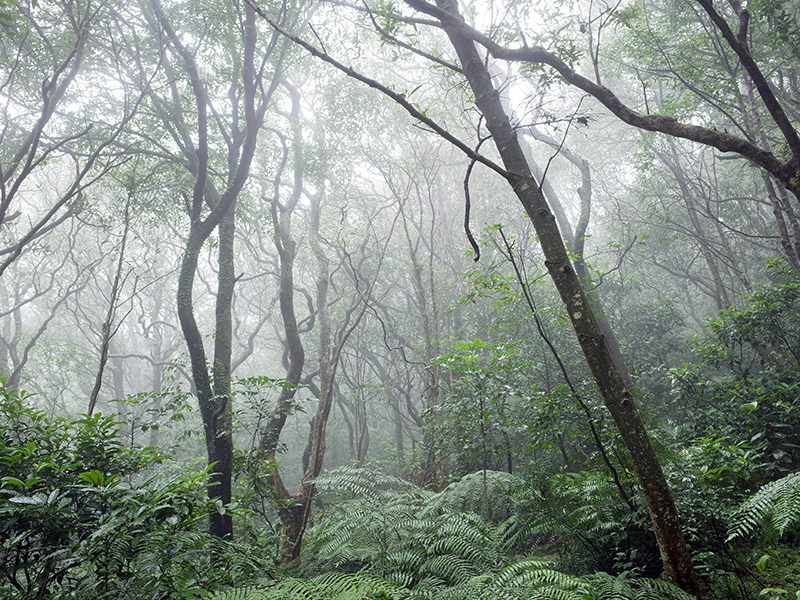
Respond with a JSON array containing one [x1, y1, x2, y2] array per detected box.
[[210, 467, 694, 600], [210, 566, 695, 600]]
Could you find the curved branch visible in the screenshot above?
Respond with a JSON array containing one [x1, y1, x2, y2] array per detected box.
[[402, 0, 793, 185]]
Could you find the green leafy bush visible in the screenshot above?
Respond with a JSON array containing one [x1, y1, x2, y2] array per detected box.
[[0, 382, 267, 599]]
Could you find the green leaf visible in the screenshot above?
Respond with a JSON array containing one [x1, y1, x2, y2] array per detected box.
[[756, 554, 770, 571], [1, 476, 25, 488], [79, 470, 106, 486]]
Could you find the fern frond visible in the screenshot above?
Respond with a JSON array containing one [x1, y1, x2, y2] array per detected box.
[[585, 572, 695, 600], [209, 573, 406, 600], [727, 472, 800, 540], [421, 554, 475, 584], [208, 586, 275, 600], [425, 471, 522, 521], [385, 549, 426, 570], [315, 466, 419, 503], [492, 559, 556, 587], [384, 571, 414, 588]]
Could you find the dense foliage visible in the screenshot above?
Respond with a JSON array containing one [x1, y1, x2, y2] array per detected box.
[[0, 385, 268, 599], [2, 0, 800, 596], [3, 275, 800, 599]]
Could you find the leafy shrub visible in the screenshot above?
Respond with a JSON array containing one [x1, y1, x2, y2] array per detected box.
[[0, 382, 268, 599]]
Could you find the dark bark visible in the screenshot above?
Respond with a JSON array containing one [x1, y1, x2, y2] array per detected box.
[[429, 0, 700, 593], [88, 194, 132, 416], [154, 0, 267, 540], [209, 204, 237, 538], [258, 80, 308, 563]]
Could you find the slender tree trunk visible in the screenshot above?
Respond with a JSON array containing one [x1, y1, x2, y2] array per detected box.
[[517, 121, 630, 382], [177, 228, 234, 539], [289, 185, 336, 559], [434, 1, 699, 593], [148, 287, 165, 448], [160, 0, 265, 540], [210, 203, 237, 538], [656, 142, 732, 310], [110, 341, 130, 444], [258, 80, 308, 563], [399, 199, 446, 490], [392, 390, 405, 459], [88, 195, 131, 416]]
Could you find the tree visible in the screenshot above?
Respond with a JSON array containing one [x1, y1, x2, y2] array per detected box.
[[256, 80, 398, 560], [0, 0, 144, 278], [128, 0, 291, 539], [400, 0, 800, 264], [243, 0, 699, 592], [0, 225, 89, 390]]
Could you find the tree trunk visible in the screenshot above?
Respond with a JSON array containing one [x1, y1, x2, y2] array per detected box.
[[177, 227, 234, 539], [209, 203, 237, 539], [434, 0, 699, 593], [258, 80, 308, 563], [399, 198, 446, 490], [160, 0, 265, 540]]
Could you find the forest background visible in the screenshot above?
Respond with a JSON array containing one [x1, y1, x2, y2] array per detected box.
[[1, 0, 800, 598]]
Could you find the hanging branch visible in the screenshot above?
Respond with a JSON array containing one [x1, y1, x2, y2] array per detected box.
[[464, 158, 480, 261], [497, 227, 635, 511], [538, 96, 586, 193], [463, 121, 493, 261], [88, 191, 134, 416]]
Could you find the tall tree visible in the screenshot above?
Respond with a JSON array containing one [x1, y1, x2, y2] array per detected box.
[[0, 0, 144, 278], [257, 96, 394, 559], [402, 0, 800, 257], [131, 0, 288, 539], [243, 0, 699, 592]]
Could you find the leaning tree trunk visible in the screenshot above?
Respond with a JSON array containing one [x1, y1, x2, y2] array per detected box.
[[434, 0, 699, 594]]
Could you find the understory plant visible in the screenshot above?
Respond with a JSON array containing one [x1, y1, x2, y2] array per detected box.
[[227, 465, 694, 600], [0, 382, 268, 599]]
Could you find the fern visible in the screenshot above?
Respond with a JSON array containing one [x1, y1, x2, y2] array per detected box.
[[210, 562, 692, 600], [298, 469, 684, 600], [210, 587, 275, 600], [422, 471, 522, 522], [208, 573, 405, 600], [727, 471, 800, 541], [308, 469, 508, 586], [405, 562, 692, 600], [584, 572, 695, 600], [315, 466, 421, 504]]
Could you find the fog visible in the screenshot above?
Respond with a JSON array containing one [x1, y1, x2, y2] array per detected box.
[[1, 0, 799, 598]]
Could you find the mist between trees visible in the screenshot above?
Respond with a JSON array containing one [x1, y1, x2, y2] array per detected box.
[[1, 0, 800, 598]]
